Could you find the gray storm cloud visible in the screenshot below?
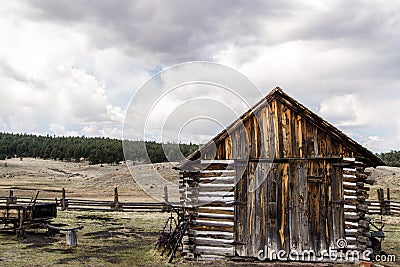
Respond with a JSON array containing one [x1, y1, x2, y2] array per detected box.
[[0, 0, 398, 151]]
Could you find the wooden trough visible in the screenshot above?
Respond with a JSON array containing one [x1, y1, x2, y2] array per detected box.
[[176, 88, 385, 262]]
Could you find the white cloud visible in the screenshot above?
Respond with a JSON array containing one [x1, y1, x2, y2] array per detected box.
[[363, 136, 384, 152], [0, 0, 398, 152], [49, 124, 79, 137], [81, 124, 122, 139], [318, 94, 360, 127], [81, 125, 99, 137], [0, 117, 10, 132]]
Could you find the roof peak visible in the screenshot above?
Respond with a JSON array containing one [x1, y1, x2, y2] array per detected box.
[[178, 86, 384, 168], [265, 86, 284, 99]]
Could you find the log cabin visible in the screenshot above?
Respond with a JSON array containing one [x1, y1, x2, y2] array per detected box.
[[176, 87, 384, 262]]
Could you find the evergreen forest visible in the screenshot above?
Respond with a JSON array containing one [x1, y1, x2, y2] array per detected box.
[[0, 132, 198, 165]]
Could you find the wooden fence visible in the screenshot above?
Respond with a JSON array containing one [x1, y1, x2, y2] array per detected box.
[[1, 186, 398, 216], [369, 200, 400, 215], [368, 188, 400, 216], [0, 187, 179, 213]]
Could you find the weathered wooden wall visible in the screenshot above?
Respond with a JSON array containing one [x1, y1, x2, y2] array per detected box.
[[203, 99, 357, 161], [180, 89, 380, 261], [233, 159, 346, 259]]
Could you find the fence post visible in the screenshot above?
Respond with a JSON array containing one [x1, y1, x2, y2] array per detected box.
[[61, 188, 68, 210], [386, 188, 391, 215], [377, 188, 385, 215], [7, 190, 16, 204], [162, 185, 170, 211], [164, 185, 169, 203], [114, 187, 119, 211]]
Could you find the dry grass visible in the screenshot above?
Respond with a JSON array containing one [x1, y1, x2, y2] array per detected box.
[[0, 158, 398, 266], [0, 211, 172, 266], [2, 210, 331, 267], [368, 166, 400, 200]]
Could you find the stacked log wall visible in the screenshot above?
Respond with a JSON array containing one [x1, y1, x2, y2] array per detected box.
[[180, 161, 236, 260], [341, 157, 374, 255]]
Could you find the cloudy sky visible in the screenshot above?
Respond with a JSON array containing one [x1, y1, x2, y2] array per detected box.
[[0, 0, 399, 152]]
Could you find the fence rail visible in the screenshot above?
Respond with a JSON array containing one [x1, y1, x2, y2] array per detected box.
[[0, 187, 181, 213], [1, 187, 398, 216], [368, 200, 400, 215], [368, 188, 400, 216]]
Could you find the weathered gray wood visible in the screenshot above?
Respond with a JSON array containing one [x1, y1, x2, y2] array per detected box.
[[193, 214, 234, 223], [235, 163, 247, 256], [297, 160, 308, 253], [199, 177, 235, 184], [192, 246, 234, 256], [331, 165, 345, 250], [190, 237, 235, 247], [247, 162, 257, 257], [66, 230, 78, 247], [267, 164, 279, 259], [187, 230, 233, 239], [308, 174, 321, 253]]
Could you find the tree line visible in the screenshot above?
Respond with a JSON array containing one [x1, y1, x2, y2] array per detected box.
[[3, 132, 398, 167], [377, 150, 400, 167], [0, 132, 198, 165]]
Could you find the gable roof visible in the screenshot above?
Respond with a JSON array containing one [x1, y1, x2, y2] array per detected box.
[[179, 87, 384, 168]]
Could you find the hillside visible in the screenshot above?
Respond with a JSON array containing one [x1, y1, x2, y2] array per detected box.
[[368, 165, 400, 200], [0, 157, 180, 202]]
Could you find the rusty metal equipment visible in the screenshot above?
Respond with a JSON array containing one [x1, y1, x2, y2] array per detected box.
[[156, 209, 188, 263], [367, 216, 385, 257]]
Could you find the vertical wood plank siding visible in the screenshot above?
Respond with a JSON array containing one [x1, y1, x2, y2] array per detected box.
[[203, 98, 358, 162]]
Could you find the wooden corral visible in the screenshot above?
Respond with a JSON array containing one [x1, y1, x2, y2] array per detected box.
[[176, 88, 384, 262]]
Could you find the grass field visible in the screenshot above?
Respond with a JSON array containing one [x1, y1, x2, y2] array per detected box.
[[0, 210, 398, 267], [0, 211, 170, 266]]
